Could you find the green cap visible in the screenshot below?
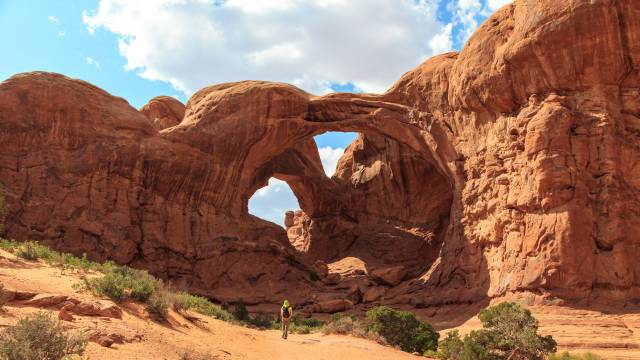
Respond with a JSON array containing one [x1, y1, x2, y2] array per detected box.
[[283, 300, 290, 307]]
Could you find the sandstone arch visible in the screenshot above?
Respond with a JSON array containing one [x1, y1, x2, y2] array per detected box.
[[2, 0, 640, 308]]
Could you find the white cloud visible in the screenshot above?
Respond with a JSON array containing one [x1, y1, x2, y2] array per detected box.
[[85, 57, 101, 68], [453, 0, 482, 44], [254, 178, 288, 197], [429, 22, 453, 55], [249, 178, 300, 226], [318, 146, 345, 176], [83, 0, 447, 95], [444, 0, 511, 48], [58, 31, 66, 37], [48, 15, 60, 25], [487, 0, 511, 11]]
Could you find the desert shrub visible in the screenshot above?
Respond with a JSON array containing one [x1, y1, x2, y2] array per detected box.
[[84, 265, 161, 302], [0, 239, 101, 272], [548, 352, 603, 360], [288, 314, 324, 334], [56, 252, 99, 271], [293, 314, 324, 328], [476, 302, 556, 359], [1, 239, 239, 325], [0, 239, 19, 252], [440, 302, 557, 360], [15, 241, 39, 260], [0, 311, 86, 360], [146, 291, 169, 320], [366, 305, 439, 354], [248, 312, 275, 329], [438, 330, 465, 359], [423, 349, 439, 358], [323, 315, 359, 335], [330, 312, 356, 322], [270, 313, 323, 334], [179, 350, 218, 360], [233, 299, 249, 322], [171, 292, 233, 321]]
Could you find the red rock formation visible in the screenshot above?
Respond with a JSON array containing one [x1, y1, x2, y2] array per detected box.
[[0, 0, 639, 309], [140, 96, 185, 130]]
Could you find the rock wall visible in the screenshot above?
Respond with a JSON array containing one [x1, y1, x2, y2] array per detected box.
[[0, 0, 639, 308], [385, 0, 640, 306]]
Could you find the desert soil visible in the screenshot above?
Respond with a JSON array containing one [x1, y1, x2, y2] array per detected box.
[[1, 250, 639, 359]]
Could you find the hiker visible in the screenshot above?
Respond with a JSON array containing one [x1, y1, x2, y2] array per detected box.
[[280, 300, 293, 339]]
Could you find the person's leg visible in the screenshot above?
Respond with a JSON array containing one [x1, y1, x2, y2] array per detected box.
[[284, 320, 289, 339], [282, 319, 286, 338]]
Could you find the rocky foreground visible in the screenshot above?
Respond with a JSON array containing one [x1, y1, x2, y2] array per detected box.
[[0, 0, 639, 346], [0, 248, 420, 360], [1, 249, 639, 359]]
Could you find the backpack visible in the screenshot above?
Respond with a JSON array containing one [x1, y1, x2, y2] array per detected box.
[[282, 306, 290, 318]]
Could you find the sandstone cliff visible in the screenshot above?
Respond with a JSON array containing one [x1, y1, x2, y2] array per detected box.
[[0, 0, 639, 308]]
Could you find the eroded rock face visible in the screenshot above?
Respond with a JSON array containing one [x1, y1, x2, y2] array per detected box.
[[140, 96, 185, 130], [1, 0, 639, 308]]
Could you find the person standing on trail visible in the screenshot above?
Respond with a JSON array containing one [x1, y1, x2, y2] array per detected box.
[[280, 300, 293, 339]]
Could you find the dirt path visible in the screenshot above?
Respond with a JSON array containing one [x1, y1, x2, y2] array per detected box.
[[0, 251, 418, 360], [2, 250, 639, 359]]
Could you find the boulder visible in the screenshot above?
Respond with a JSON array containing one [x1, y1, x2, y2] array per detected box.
[[313, 260, 329, 279], [346, 284, 362, 305], [69, 301, 123, 319], [58, 307, 74, 322], [363, 286, 387, 303], [22, 294, 74, 308], [315, 299, 354, 313], [321, 273, 341, 285], [370, 266, 407, 286]]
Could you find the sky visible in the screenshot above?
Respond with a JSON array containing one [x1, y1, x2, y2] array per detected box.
[[0, 0, 511, 226]]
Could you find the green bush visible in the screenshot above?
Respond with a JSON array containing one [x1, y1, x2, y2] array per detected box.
[[233, 299, 249, 322], [0, 239, 19, 252], [293, 314, 324, 328], [323, 315, 359, 335], [438, 330, 464, 359], [146, 292, 169, 320], [477, 302, 556, 359], [366, 305, 439, 354], [0, 239, 239, 326], [15, 241, 39, 261], [439, 302, 557, 360], [248, 312, 275, 329], [289, 315, 324, 334], [0, 311, 86, 360], [84, 265, 162, 302], [171, 292, 233, 321], [1, 239, 101, 272], [548, 352, 603, 360]]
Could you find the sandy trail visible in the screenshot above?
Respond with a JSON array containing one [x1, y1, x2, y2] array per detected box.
[[0, 251, 418, 360], [2, 250, 639, 359]]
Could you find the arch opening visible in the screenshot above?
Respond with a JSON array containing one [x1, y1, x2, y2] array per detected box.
[[247, 177, 300, 228], [313, 131, 359, 177], [242, 126, 454, 277]]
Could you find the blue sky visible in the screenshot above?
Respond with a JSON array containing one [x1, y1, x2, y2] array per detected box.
[[0, 0, 510, 226]]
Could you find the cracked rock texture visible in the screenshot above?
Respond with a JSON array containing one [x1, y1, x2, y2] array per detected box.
[[0, 0, 639, 307]]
